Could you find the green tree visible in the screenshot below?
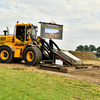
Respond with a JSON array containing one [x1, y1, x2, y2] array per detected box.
[[97, 46, 100, 54], [89, 45, 96, 52], [84, 45, 89, 51], [76, 45, 84, 51]]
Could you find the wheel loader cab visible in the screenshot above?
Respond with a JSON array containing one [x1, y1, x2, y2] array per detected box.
[[15, 24, 37, 43]]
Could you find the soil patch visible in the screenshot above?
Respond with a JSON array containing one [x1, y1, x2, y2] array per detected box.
[[68, 51, 98, 60], [0, 60, 100, 84]]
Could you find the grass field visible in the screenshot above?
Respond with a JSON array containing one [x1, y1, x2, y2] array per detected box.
[[0, 67, 100, 100], [95, 57, 100, 60]]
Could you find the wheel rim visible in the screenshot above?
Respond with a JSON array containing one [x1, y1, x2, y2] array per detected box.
[[26, 51, 34, 62], [0, 50, 9, 60]]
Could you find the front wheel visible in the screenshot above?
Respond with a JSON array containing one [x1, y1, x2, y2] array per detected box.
[[24, 46, 42, 65], [0, 47, 13, 63]]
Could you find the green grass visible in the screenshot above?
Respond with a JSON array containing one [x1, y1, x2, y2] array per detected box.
[[98, 58, 100, 60], [0, 67, 100, 100]]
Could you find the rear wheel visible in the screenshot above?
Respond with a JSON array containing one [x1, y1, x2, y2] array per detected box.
[[0, 47, 13, 63], [24, 46, 42, 65]]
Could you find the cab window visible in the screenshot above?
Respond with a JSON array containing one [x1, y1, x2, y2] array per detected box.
[[16, 26, 25, 41]]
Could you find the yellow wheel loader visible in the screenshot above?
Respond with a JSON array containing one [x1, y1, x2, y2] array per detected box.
[[0, 21, 42, 65]]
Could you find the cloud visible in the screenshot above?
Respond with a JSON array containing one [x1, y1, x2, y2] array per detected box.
[[0, 0, 100, 50]]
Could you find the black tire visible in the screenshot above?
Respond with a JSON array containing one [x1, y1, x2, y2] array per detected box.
[[0, 47, 13, 63], [13, 58, 22, 63], [36, 48, 42, 64], [24, 46, 42, 65]]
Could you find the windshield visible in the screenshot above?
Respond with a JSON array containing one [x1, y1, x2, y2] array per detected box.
[[27, 25, 37, 38], [31, 26, 37, 38]]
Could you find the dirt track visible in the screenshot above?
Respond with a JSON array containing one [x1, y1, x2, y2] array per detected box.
[[0, 60, 100, 85]]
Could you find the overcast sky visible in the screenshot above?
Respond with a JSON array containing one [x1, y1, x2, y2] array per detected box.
[[0, 0, 100, 51]]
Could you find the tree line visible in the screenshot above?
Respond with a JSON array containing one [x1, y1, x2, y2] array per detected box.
[[75, 45, 100, 54]]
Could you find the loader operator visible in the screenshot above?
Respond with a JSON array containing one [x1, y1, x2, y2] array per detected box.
[[20, 28, 25, 41]]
